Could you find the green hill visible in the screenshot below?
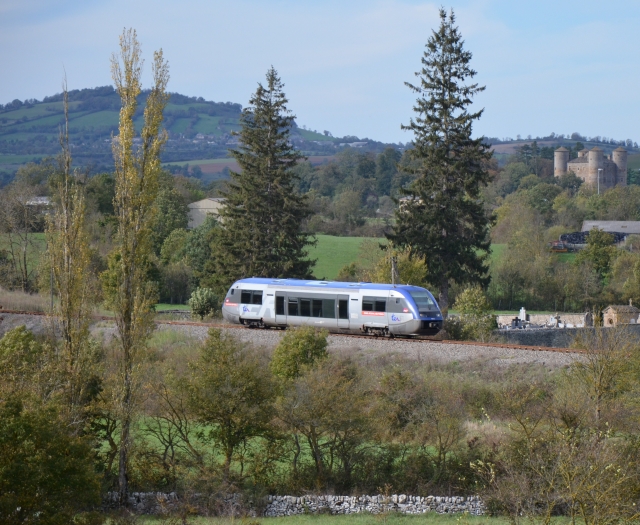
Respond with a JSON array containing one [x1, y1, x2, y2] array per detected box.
[[0, 86, 336, 180]]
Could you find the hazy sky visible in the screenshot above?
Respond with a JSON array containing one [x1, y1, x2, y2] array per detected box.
[[2, 0, 639, 144]]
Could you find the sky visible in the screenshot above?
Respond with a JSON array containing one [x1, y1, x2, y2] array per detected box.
[[1, 0, 639, 144]]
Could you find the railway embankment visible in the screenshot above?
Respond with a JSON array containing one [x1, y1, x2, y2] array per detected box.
[[0, 311, 582, 367]]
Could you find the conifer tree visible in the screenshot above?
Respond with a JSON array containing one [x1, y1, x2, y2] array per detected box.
[[388, 9, 493, 314], [207, 68, 314, 292]]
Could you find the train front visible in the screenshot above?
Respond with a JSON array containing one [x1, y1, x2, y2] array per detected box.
[[221, 286, 241, 324], [400, 287, 443, 336]]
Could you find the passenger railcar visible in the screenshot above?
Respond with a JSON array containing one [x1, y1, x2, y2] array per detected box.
[[221, 278, 443, 336]]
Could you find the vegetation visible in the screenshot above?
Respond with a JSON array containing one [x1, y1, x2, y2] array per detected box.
[[3, 319, 640, 522], [388, 9, 493, 315], [188, 287, 218, 319], [101, 28, 170, 505], [204, 67, 315, 295]]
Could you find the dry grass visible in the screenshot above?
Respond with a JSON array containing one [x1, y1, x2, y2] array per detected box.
[[0, 288, 49, 313]]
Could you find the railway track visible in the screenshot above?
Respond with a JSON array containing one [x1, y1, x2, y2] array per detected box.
[[0, 308, 583, 355]]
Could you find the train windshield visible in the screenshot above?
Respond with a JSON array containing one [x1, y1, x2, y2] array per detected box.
[[408, 290, 437, 311]]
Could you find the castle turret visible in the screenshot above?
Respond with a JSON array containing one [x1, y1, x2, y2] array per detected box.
[[554, 147, 569, 177], [613, 146, 628, 186], [587, 147, 604, 187]]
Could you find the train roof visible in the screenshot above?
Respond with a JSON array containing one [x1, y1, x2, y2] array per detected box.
[[232, 278, 429, 292]]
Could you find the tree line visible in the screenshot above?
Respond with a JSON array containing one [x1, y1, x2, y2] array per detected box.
[[9, 12, 640, 523]]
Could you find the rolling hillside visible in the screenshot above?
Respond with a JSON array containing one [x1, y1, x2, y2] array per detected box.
[[0, 86, 339, 179]]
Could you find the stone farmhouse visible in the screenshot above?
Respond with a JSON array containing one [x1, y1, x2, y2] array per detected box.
[[554, 146, 627, 190], [187, 197, 225, 229]]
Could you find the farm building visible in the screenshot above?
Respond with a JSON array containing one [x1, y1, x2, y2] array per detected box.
[[187, 198, 225, 229], [582, 221, 640, 235], [602, 304, 640, 327]]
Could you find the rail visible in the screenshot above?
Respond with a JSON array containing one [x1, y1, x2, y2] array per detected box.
[[0, 308, 584, 355]]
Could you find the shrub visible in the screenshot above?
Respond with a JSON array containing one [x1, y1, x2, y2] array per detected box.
[[188, 287, 219, 320], [270, 326, 328, 380], [0, 398, 102, 525], [451, 285, 497, 342]]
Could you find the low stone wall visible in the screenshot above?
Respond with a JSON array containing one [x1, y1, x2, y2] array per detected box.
[[496, 327, 583, 348], [496, 324, 640, 348], [264, 494, 484, 516], [497, 313, 590, 328], [103, 492, 484, 516]]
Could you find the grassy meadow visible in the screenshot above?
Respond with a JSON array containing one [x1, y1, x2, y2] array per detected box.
[[136, 514, 507, 525], [309, 235, 384, 279]]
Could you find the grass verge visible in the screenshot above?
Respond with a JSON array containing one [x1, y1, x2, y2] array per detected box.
[[137, 513, 507, 525]]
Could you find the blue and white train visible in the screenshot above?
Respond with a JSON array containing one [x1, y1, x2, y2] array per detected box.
[[221, 278, 443, 336]]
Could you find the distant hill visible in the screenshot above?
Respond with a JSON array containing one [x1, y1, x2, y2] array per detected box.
[[0, 86, 387, 182]]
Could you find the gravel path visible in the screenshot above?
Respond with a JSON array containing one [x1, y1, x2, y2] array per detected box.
[[0, 313, 581, 368]]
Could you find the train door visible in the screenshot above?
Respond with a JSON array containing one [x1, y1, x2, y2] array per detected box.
[[337, 294, 349, 329], [275, 292, 286, 326]]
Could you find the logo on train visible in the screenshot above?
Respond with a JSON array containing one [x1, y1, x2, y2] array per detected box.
[[391, 314, 400, 322], [242, 305, 250, 313]]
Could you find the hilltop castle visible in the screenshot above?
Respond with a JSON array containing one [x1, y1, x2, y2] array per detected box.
[[554, 146, 627, 189]]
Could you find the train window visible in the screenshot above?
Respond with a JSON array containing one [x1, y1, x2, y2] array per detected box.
[[312, 299, 323, 317], [300, 299, 311, 317], [408, 290, 437, 311], [387, 297, 410, 313], [230, 289, 234, 295], [240, 290, 263, 305], [276, 296, 285, 315], [363, 296, 386, 312], [338, 300, 348, 319], [311, 299, 335, 318], [288, 298, 298, 316]]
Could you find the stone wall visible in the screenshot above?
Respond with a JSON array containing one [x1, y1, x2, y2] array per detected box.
[[496, 324, 640, 348], [496, 313, 589, 328], [264, 494, 484, 516], [103, 492, 484, 516]]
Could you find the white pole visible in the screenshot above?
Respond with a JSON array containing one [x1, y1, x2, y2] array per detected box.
[[598, 168, 602, 195]]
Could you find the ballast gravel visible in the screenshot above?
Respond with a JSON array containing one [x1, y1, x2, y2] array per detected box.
[[156, 323, 580, 368], [0, 313, 581, 368]]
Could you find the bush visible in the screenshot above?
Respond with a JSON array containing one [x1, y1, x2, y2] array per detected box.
[[0, 398, 102, 525], [450, 286, 497, 342], [270, 326, 328, 380], [188, 287, 219, 320]]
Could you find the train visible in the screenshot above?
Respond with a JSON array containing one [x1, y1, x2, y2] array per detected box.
[[221, 278, 443, 336]]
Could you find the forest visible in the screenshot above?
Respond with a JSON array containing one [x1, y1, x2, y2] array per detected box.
[[3, 139, 640, 315]]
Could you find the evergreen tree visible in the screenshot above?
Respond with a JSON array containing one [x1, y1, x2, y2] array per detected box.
[[206, 68, 314, 292], [388, 9, 493, 314]]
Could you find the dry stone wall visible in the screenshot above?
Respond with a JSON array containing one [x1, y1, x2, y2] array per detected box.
[[265, 494, 484, 516], [103, 492, 484, 516]]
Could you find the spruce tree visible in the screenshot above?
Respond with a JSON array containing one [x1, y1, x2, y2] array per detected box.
[[207, 67, 314, 291], [388, 9, 493, 315]]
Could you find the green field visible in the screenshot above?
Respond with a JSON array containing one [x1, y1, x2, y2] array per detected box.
[[163, 157, 236, 167], [0, 154, 46, 165], [309, 235, 383, 279], [137, 514, 507, 525]]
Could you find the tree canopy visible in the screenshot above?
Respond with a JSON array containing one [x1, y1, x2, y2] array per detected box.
[[205, 67, 315, 293], [388, 8, 493, 314]]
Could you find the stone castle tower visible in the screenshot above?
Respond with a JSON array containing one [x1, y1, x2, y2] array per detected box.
[[554, 146, 627, 189]]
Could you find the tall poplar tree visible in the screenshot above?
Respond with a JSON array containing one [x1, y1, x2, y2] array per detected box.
[[207, 68, 314, 292], [388, 9, 493, 315], [101, 29, 169, 505], [46, 81, 94, 428]]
